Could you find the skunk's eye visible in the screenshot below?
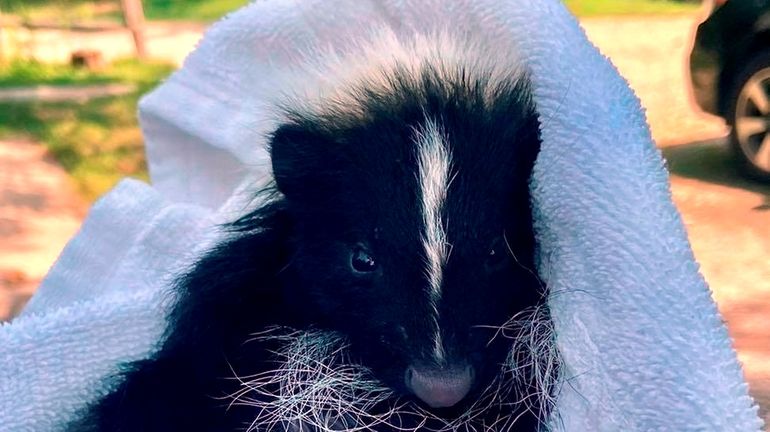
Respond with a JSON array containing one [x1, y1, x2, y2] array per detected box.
[[485, 238, 509, 271], [351, 246, 377, 273]]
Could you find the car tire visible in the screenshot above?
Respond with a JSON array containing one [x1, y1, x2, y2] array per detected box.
[[726, 51, 770, 182]]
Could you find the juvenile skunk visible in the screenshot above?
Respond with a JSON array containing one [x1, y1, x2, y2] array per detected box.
[[70, 32, 557, 431]]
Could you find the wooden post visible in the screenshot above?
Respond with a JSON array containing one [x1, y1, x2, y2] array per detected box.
[[0, 5, 5, 63], [120, 0, 147, 59]]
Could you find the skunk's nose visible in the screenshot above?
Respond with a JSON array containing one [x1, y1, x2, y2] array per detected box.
[[405, 365, 474, 408]]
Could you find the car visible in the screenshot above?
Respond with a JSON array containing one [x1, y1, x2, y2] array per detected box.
[[690, 0, 770, 181]]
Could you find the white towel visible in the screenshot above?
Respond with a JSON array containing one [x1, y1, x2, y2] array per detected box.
[[0, 0, 763, 430], [1, 180, 208, 430]]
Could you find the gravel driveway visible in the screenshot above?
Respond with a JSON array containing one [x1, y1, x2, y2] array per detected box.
[[582, 15, 728, 145]]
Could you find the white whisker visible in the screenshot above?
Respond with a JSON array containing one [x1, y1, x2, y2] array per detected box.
[[224, 315, 560, 431]]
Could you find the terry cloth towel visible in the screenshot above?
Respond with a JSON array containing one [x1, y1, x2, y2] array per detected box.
[[0, 0, 764, 431]]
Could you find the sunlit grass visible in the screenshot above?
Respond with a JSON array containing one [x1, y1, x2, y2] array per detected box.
[[0, 0, 249, 22], [1, 0, 700, 21], [563, 0, 700, 16], [0, 59, 174, 201], [143, 0, 249, 21], [0, 0, 118, 23], [0, 58, 170, 87]]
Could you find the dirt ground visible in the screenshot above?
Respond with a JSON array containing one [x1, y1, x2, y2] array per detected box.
[[0, 139, 85, 319], [3, 22, 204, 65], [0, 11, 767, 425]]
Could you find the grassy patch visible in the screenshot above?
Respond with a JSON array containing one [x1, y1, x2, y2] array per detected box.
[[0, 59, 174, 201], [563, 0, 700, 16], [0, 58, 170, 87], [0, 0, 117, 23], [0, 0, 248, 22], [0, 0, 701, 21], [143, 0, 249, 21]]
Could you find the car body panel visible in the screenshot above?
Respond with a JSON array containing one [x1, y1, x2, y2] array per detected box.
[[690, 0, 770, 118]]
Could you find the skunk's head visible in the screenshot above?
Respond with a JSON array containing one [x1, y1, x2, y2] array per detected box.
[[269, 44, 544, 414]]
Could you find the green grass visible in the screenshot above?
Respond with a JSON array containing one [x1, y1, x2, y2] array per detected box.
[[0, 0, 249, 22], [143, 0, 249, 21], [0, 59, 174, 201], [563, 0, 700, 16], [0, 0, 701, 21], [0, 58, 170, 87], [0, 1, 113, 23]]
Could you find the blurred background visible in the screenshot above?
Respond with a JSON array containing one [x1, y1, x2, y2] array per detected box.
[[0, 0, 766, 424]]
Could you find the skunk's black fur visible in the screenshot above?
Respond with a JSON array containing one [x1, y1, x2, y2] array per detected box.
[[69, 40, 553, 432]]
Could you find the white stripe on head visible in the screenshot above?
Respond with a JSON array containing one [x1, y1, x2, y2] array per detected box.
[[415, 118, 453, 363]]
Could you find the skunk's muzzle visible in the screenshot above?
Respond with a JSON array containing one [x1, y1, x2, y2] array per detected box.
[[405, 364, 474, 408]]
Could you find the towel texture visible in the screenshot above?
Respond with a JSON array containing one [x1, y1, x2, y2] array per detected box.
[[1, 180, 209, 430], [0, 0, 763, 430]]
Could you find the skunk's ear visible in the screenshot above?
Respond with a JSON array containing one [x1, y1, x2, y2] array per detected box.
[[269, 123, 344, 200]]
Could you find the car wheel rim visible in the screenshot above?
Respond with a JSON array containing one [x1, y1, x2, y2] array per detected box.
[[735, 68, 770, 174]]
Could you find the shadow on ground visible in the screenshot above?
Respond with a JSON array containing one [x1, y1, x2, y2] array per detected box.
[[723, 296, 770, 425], [662, 138, 770, 208], [749, 380, 770, 428]]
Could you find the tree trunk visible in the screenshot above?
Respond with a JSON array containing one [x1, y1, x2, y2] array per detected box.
[[0, 6, 5, 62], [120, 0, 147, 59]]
